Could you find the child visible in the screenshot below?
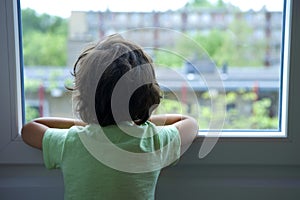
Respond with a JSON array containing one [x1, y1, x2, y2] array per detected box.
[[21, 34, 198, 200]]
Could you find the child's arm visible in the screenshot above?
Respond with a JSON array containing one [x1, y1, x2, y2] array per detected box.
[[149, 114, 198, 155], [21, 117, 86, 150]]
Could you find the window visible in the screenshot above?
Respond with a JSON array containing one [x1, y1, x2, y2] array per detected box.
[[1, 0, 300, 166], [21, 0, 286, 137]]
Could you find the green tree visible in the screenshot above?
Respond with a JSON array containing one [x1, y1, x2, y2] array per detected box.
[[184, 0, 213, 8], [198, 91, 278, 129], [154, 50, 184, 67], [184, 0, 238, 10], [23, 31, 67, 66], [215, 17, 266, 66], [216, 0, 225, 8], [25, 105, 39, 122], [171, 17, 266, 68], [21, 8, 67, 35], [21, 8, 68, 66]]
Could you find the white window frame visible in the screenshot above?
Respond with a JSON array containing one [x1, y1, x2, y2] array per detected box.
[[0, 0, 43, 163], [0, 0, 299, 165]]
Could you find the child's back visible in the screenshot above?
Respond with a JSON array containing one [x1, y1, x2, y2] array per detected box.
[[22, 34, 198, 200]]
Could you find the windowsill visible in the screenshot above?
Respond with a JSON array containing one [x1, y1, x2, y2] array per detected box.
[[197, 130, 287, 138]]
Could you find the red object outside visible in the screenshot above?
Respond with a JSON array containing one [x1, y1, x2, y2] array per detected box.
[[38, 84, 44, 117]]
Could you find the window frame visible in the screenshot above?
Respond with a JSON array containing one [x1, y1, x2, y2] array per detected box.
[[0, 0, 43, 163], [0, 0, 299, 165]]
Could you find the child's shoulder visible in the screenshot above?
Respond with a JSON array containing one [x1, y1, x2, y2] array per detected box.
[[62, 125, 90, 140]]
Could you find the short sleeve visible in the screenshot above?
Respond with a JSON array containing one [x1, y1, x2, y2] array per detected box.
[[156, 124, 181, 167], [42, 128, 68, 169]]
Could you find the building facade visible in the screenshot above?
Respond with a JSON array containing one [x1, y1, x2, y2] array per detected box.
[[67, 9, 282, 67]]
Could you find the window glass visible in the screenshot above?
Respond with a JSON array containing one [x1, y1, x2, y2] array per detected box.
[[21, 0, 285, 134]]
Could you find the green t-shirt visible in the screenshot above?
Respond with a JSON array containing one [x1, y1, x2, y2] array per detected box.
[[42, 121, 180, 200]]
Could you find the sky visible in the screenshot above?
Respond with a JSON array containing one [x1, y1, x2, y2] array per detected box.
[[20, 0, 284, 18]]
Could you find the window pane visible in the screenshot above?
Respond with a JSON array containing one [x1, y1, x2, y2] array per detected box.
[[21, 0, 285, 133]]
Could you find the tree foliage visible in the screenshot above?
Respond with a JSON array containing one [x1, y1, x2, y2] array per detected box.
[[154, 91, 278, 130], [154, 50, 184, 68], [157, 19, 266, 68], [184, 0, 239, 10], [185, 0, 213, 8], [21, 8, 68, 66]]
